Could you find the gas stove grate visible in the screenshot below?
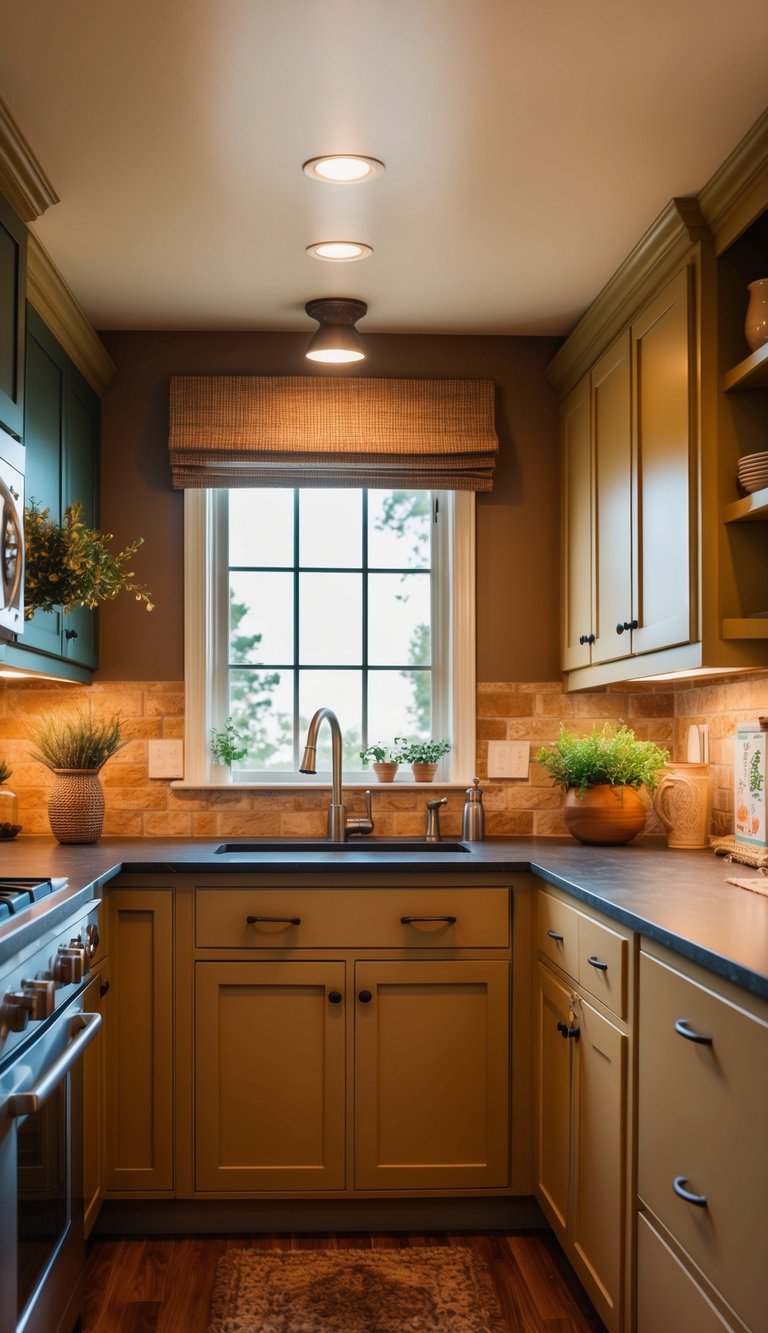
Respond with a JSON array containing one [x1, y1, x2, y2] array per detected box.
[[0, 877, 67, 920]]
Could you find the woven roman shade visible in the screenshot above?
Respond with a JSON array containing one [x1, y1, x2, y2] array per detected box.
[[168, 375, 498, 491]]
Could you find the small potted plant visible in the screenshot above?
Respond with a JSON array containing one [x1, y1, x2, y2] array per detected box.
[[359, 739, 408, 783], [210, 717, 249, 779], [401, 738, 451, 783], [0, 760, 21, 840], [28, 708, 127, 844], [535, 723, 669, 845], [24, 501, 154, 617]]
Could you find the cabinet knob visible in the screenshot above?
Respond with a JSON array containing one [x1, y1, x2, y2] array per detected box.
[[616, 620, 638, 635], [672, 1176, 708, 1208], [358, 990, 373, 1004], [65, 628, 79, 641], [578, 634, 596, 646], [327, 990, 343, 1005], [556, 1020, 580, 1041]]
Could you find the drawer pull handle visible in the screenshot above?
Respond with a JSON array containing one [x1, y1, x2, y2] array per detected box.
[[674, 1018, 713, 1045], [556, 1020, 580, 1041], [328, 990, 343, 1005], [246, 915, 301, 926], [358, 990, 373, 1004], [400, 915, 457, 925], [547, 929, 564, 942], [587, 955, 608, 971], [673, 1176, 707, 1208]]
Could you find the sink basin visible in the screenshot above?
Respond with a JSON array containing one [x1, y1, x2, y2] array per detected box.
[[214, 839, 471, 854]]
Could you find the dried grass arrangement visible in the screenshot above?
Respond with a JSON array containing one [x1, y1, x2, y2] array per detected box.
[[28, 708, 127, 773]]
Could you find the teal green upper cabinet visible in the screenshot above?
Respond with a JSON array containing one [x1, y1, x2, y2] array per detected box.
[[23, 306, 99, 673], [0, 193, 27, 441]]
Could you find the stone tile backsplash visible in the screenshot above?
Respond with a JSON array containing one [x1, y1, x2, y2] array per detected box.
[[0, 673, 765, 840]]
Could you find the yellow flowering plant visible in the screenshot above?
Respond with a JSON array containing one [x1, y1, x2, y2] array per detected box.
[[24, 501, 154, 616]]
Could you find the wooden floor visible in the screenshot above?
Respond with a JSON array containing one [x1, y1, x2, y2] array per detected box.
[[80, 1231, 606, 1332]]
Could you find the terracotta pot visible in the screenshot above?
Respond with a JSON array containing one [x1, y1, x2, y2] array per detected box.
[[372, 762, 399, 783], [48, 768, 105, 844], [562, 784, 647, 845], [411, 762, 438, 783]]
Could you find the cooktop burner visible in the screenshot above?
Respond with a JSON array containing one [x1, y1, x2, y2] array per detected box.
[[0, 878, 68, 920]]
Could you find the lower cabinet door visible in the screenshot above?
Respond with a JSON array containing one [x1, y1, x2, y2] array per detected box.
[[536, 964, 572, 1234], [82, 965, 109, 1237], [571, 994, 626, 1331], [354, 959, 509, 1190], [195, 961, 346, 1191]]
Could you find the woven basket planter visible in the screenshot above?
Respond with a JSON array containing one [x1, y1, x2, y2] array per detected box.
[[48, 768, 105, 844]]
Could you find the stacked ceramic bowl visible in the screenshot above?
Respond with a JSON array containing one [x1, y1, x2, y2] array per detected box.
[[737, 452, 768, 494]]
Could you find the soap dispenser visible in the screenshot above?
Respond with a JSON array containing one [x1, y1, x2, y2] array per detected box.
[[462, 777, 485, 842]]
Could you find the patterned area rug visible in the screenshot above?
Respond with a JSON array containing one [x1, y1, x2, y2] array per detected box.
[[207, 1246, 507, 1333]]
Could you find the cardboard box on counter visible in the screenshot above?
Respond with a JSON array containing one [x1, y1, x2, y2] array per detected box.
[[734, 725, 768, 848]]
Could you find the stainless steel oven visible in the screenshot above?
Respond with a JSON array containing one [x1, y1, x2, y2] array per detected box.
[[0, 431, 24, 637], [0, 881, 101, 1333]]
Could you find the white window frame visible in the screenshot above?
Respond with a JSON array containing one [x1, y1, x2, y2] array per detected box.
[[181, 488, 476, 786]]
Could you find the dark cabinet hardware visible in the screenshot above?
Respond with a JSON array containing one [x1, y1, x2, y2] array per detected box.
[[587, 955, 609, 971], [673, 1175, 707, 1207], [547, 929, 564, 942], [327, 990, 343, 1005], [400, 915, 457, 925], [556, 1020, 580, 1041], [578, 634, 596, 645], [615, 619, 639, 634], [99, 978, 111, 998], [358, 990, 373, 1004], [246, 915, 301, 926], [674, 1018, 713, 1045], [65, 628, 79, 640]]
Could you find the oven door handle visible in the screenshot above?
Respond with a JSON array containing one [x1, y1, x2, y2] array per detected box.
[[4, 1012, 102, 1118]]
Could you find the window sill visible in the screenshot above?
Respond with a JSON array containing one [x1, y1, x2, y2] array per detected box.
[[170, 779, 471, 792]]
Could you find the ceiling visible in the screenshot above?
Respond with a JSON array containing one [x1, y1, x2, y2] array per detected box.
[[2, 0, 767, 338]]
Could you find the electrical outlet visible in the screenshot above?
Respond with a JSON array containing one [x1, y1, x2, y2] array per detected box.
[[487, 740, 530, 779], [148, 740, 184, 780]]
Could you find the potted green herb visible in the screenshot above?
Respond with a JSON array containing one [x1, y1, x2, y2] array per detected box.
[[359, 739, 408, 783], [24, 501, 154, 616], [401, 738, 451, 783], [535, 723, 669, 845], [28, 708, 127, 844], [0, 760, 21, 840], [210, 717, 248, 777]]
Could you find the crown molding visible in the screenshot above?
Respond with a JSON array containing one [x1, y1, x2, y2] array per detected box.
[[697, 106, 768, 254], [27, 232, 116, 394], [0, 96, 58, 221], [545, 198, 707, 397]]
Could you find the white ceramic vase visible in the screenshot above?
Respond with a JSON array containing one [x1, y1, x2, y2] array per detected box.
[[744, 278, 768, 352]]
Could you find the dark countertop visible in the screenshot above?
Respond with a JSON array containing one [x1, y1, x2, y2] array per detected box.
[[1, 835, 766, 999]]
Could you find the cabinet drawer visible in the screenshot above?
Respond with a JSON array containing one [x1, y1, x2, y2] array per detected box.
[[577, 914, 628, 1019], [195, 887, 510, 950], [637, 1213, 737, 1333], [537, 891, 580, 978], [638, 952, 768, 1333]]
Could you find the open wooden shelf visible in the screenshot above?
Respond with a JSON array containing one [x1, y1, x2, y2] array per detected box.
[[723, 485, 768, 522], [722, 617, 768, 640], [722, 341, 768, 392]]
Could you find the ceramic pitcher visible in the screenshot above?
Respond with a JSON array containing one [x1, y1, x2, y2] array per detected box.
[[654, 762, 713, 849]]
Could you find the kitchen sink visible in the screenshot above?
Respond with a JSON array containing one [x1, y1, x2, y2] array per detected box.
[[214, 839, 472, 854]]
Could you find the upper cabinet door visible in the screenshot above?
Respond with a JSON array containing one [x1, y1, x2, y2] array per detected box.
[[561, 375, 593, 671], [631, 267, 695, 656], [0, 194, 27, 441], [591, 331, 632, 665]]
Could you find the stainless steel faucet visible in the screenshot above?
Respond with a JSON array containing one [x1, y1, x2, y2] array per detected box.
[[299, 706, 374, 842], [425, 796, 447, 841]]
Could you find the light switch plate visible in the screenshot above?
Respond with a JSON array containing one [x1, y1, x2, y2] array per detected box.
[[148, 739, 184, 780], [487, 740, 530, 779]]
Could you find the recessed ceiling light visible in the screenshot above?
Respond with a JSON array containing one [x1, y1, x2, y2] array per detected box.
[[306, 241, 373, 263], [303, 155, 385, 183]]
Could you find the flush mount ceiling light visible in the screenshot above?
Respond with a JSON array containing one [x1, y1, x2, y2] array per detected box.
[[304, 298, 368, 363], [303, 155, 384, 183], [306, 240, 373, 262]]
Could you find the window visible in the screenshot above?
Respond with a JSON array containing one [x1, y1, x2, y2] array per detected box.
[[183, 488, 475, 785]]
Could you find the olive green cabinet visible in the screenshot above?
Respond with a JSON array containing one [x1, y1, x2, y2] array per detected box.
[[0, 192, 26, 442], [559, 265, 695, 677], [23, 306, 99, 672]]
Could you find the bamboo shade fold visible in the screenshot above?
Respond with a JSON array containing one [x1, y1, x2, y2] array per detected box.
[[168, 375, 498, 491]]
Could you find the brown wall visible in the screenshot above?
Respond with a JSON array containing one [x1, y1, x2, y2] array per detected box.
[[97, 331, 562, 682]]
